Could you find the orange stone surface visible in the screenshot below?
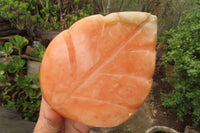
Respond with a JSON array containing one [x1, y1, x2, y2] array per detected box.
[[40, 12, 157, 127]]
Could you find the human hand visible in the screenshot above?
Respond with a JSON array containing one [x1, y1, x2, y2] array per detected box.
[[33, 97, 91, 133]]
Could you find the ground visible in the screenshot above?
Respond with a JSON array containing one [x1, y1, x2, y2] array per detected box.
[[150, 65, 186, 133]]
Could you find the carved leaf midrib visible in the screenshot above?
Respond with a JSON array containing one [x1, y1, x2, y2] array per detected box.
[[63, 16, 151, 108]]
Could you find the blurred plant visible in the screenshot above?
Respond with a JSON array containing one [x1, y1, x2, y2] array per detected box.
[[0, 0, 61, 39], [0, 42, 13, 58], [0, 58, 41, 121], [0, 0, 42, 38], [0, 35, 42, 121], [65, 4, 92, 27], [6, 57, 26, 74], [40, 0, 60, 30], [161, 0, 200, 127], [30, 45, 45, 62], [9, 35, 29, 56]]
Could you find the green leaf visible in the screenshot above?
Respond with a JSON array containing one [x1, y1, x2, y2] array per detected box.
[[7, 57, 25, 73], [26, 89, 35, 97], [35, 91, 42, 99], [9, 35, 28, 49], [0, 42, 13, 56], [30, 45, 45, 62], [0, 63, 6, 70], [5, 101, 15, 108], [30, 84, 40, 89], [75, 0, 80, 4], [0, 46, 3, 51], [19, 15, 25, 20], [34, 73, 40, 80]]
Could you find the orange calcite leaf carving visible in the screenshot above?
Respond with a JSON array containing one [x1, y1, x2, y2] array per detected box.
[[40, 12, 157, 127]]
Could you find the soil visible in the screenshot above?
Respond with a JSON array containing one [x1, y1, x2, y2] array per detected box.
[[150, 65, 186, 133]]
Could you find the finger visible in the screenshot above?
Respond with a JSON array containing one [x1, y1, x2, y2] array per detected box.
[[64, 119, 91, 133], [33, 97, 65, 133]]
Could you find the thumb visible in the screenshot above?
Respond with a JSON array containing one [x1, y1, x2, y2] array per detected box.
[[33, 97, 64, 133]]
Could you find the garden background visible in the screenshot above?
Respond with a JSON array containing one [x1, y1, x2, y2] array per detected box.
[[0, 0, 199, 132]]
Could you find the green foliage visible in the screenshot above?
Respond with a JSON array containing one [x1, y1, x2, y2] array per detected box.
[[0, 0, 60, 38], [0, 35, 28, 56], [161, 1, 200, 127], [40, 0, 61, 30], [9, 35, 29, 50], [0, 67, 8, 86], [0, 36, 42, 121], [0, 59, 41, 121], [0, 42, 12, 57], [7, 57, 25, 74], [0, 0, 40, 36], [0, 0, 97, 38], [30, 45, 46, 62], [9, 35, 28, 55], [39, 0, 60, 30], [65, 4, 92, 27]]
